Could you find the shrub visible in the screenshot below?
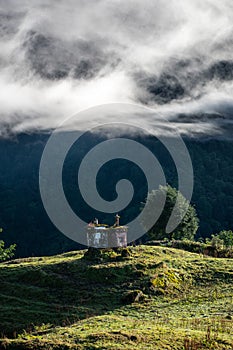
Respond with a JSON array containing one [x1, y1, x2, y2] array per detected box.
[[0, 228, 16, 262]]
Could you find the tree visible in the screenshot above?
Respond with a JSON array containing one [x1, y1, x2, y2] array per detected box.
[[0, 228, 16, 262], [212, 230, 233, 248], [141, 185, 199, 241]]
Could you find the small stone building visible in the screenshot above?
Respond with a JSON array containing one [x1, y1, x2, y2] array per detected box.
[[86, 215, 128, 248]]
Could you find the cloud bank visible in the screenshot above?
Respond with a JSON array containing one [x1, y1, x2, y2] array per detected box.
[[1, 0, 233, 138]]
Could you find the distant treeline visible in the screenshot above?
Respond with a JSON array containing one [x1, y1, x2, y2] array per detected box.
[[1, 132, 233, 257]]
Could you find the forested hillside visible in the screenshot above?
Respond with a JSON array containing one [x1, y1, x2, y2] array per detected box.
[[1, 133, 233, 257]]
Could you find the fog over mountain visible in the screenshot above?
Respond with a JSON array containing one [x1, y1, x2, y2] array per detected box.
[[1, 0, 233, 138]]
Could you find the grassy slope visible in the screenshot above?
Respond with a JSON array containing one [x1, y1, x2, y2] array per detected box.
[[0, 246, 232, 350]]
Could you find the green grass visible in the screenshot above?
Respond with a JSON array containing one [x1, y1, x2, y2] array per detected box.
[[0, 246, 233, 349]]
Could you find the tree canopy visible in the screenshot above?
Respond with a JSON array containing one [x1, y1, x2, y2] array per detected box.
[[142, 185, 199, 241]]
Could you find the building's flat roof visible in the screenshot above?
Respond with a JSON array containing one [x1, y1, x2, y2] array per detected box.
[[94, 226, 107, 230]]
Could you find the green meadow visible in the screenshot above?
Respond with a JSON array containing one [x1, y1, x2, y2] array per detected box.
[[0, 245, 232, 349]]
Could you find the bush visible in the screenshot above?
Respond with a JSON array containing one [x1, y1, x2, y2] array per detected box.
[[210, 235, 224, 249], [0, 228, 16, 262], [217, 230, 233, 248]]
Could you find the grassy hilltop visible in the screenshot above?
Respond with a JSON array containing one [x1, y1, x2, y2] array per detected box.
[[0, 245, 233, 349]]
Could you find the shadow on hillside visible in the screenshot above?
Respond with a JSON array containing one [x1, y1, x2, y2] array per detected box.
[[0, 250, 145, 336]]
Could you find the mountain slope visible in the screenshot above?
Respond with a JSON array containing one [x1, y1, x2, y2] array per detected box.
[[0, 245, 233, 349], [2, 134, 233, 257]]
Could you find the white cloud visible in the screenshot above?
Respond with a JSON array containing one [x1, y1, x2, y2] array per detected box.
[[0, 0, 233, 137]]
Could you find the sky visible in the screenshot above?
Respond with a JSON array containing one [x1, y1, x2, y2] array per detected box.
[[0, 0, 233, 138]]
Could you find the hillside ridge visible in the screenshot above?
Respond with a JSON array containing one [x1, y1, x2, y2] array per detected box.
[[0, 245, 233, 349]]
